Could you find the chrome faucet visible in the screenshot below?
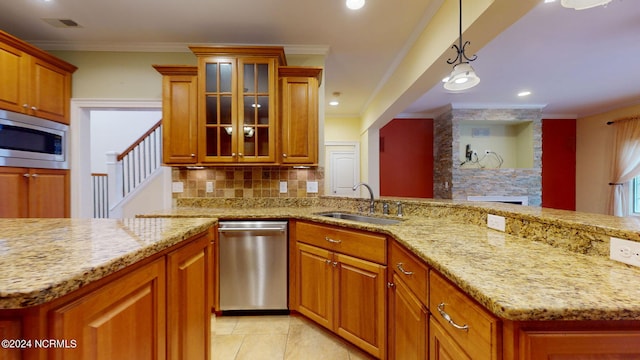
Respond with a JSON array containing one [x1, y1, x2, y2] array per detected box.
[[353, 182, 375, 214]]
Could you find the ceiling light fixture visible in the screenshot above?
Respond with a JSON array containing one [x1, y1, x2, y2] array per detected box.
[[329, 91, 341, 106], [346, 0, 365, 10], [443, 0, 480, 91], [560, 0, 611, 10], [518, 91, 531, 97]]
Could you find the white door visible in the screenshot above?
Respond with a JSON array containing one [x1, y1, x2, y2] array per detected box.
[[326, 142, 359, 197]]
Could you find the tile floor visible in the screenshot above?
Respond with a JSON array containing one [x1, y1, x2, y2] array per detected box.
[[211, 314, 376, 360]]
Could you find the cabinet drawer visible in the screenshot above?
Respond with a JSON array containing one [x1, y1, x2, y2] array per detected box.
[[390, 241, 428, 305], [295, 221, 386, 264], [429, 271, 500, 360]]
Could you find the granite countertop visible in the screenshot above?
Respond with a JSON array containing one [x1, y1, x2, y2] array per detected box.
[[141, 205, 640, 322], [0, 217, 216, 309]]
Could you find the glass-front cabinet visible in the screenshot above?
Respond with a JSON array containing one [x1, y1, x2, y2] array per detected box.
[[192, 46, 285, 164]]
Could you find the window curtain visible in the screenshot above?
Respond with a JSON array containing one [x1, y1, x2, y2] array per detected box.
[[608, 117, 640, 216]]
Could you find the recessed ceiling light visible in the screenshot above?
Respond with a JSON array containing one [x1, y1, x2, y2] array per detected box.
[[346, 0, 365, 10], [329, 100, 339, 106], [518, 91, 531, 97]]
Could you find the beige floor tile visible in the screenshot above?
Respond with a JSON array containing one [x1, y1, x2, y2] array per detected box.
[[232, 315, 291, 335], [214, 316, 239, 335], [211, 334, 244, 360], [284, 321, 351, 360], [235, 334, 287, 360]]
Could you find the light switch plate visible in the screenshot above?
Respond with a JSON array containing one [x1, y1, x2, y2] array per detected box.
[[610, 237, 640, 267], [172, 182, 184, 193], [205, 181, 214, 193], [306, 181, 318, 193], [279, 181, 288, 193], [487, 214, 506, 232]]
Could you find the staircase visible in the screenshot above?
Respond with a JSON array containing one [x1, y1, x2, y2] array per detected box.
[[92, 120, 166, 218]]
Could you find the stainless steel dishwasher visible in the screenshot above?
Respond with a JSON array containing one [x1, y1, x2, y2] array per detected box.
[[218, 221, 288, 313]]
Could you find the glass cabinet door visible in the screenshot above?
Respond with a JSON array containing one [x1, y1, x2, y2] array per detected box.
[[237, 58, 275, 162], [201, 59, 236, 162]]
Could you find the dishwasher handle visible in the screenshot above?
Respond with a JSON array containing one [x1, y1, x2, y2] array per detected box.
[[219, 227, 286, 232]]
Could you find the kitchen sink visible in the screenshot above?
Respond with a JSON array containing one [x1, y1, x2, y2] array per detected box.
[[315, 212, 402, 225]]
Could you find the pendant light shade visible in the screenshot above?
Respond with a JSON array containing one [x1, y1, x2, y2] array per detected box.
[[346, 0, 365, 10], [444, 63, 480, 91], [560, 0, 611, 10], [443, 0, 479, 91]]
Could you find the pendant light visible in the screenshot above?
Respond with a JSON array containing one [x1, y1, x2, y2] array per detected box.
[[560, 0, 611, 10], [443, 0, 480, 91]]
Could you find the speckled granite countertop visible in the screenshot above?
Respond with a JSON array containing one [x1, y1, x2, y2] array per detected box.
[[141, 204, 640, 322], [0, 217, 216, 309]]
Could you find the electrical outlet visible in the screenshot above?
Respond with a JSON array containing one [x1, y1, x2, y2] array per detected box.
[[171, 182, 184, 193], [487, 214, 506, 232], [279, 181, 288, 193], [610, 237, 640, 267], [306, 181, 318, 193], [205, 181, 214, 193]]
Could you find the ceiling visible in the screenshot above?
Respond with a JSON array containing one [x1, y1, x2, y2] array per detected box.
[[0, 0, 638, 121]]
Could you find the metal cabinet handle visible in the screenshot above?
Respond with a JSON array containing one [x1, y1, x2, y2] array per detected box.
[[325, 259, 331, 265], [282, 153, 288, 158], [396, 262, 414, 276], [23, 173, 30, 178], [238, 153, 244, 157], [437, 303, 469, 332], [332, 261, 338, 267], [31, 106, 37, 111], [190, 153, 195, 157], [387, 282, 395, 288], [325, 236, 342, 244]]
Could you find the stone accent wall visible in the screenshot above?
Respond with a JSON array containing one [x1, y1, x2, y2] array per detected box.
[[172, 167, 324, 199], [434, 108, 543, 206]]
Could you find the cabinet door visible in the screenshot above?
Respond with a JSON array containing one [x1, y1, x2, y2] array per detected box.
[[520, 330, 640, 359], [389, 274, 427, 360], [167, 233, 211, 360], [279, 75, 318, 165], [27, 169, 69, 218], [199, 57, 237, 163], [430, 317, 471, 360], [29, 57, 71, 124], [237, 57, 277, 163], [0, 42, 27, 113], [0, 167, 29, 218], [296, 242, 334, 330], [50, 258, 166, 360], [161, 70, 198, 164], [335, 252, 386, 359], [0, 319, 22, 360]]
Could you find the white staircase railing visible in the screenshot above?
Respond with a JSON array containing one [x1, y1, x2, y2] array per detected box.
[[99, 120, 163, 218]]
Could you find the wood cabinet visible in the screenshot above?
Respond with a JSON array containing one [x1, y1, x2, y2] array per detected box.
[[429, 271, 500, 360], [0, 167, 69, 218], [167, 230, 212, 360], [50, 258, 167, 360], [153, 65, 199, 165], [190, 46, 285, 164], [293, 220, 387, 359], [278, 66, 322, 165], [0, 30, 76, 124], [388, 240, 429, 360]]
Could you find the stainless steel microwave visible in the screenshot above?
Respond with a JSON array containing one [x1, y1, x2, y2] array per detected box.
[[0, 110, 69, 170]]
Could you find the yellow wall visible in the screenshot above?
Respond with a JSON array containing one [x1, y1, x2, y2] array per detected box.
[[325, 116, 361, 142], [576, 104, 640, 215]]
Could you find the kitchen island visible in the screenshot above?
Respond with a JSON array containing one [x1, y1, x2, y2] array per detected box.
[[0, 217, 216, 360], [143, 196, 640, 359]]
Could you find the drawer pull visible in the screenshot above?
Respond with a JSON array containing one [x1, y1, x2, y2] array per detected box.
[[396, 262, 414, 276], [325, 236, 342, 244], [437, 303, 469, 332]]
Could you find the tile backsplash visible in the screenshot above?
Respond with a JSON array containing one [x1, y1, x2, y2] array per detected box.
[[171, 167, 324, 199]]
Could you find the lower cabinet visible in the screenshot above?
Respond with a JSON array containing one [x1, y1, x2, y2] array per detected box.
[[0, 167, 69, 218], [50, 258, 167, 360], [388, 273, 428, 360], [166, 233, 212, 360], [293, 220, 387, 359]]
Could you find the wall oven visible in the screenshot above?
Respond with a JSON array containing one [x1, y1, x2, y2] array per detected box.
[[0, 110, 69, 169]]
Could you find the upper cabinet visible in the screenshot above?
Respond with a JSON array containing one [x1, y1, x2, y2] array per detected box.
[[191, 46, 285, 164], [279, 66, 322, 165], [157, 46, 321, 167], [153, 65, 199, 165], [0, 30, 77, 124]]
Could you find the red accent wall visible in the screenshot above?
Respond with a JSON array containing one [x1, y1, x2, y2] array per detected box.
[[542, 119, 576, 210], [380, 118, 433, 198]]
